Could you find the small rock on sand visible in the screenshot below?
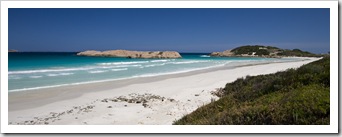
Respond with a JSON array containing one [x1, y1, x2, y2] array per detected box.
[[142, 103, 148, 108]]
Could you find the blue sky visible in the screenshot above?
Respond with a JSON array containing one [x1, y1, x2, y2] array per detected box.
[[9, 8, 330, 53]]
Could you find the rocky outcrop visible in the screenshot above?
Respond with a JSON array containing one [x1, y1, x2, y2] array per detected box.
[[77, 50, 182, 59], [8, 49, 18, 52], [210, 50, 235, 57]]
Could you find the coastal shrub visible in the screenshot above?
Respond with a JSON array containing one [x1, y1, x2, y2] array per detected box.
[[230, 45, 321, 57], [266, 46, 280, 49], [174, 57, 330, 125], [231, 45, 267, 55], [280, 49, 320, 57], [255, 49, 270, 56]]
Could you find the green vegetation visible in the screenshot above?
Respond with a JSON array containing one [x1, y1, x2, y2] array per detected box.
[[230, 45, 320, 57], [277, 49, 320, 57], [231, 45, 275, 56], [174, 57, 330, 125]]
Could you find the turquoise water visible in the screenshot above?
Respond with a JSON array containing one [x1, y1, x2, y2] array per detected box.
[[8, 52, 297, 92]]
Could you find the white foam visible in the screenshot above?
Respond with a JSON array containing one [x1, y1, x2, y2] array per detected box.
[[97, 61, 149, 66], [135, 64, 226, 78], [46, 72, 74, 77], [59, 73, 74, 76], [150, 60, 169, 62], [47, 74, 59, 77], [113, 64, 142, 68], [9, 67, 92, 74], [30, 76, 43, 79], [8, 63, 144, 75], [88, 70, 107, 74], [200, 55, 211, 57], [99, 64, 142, 69], [9, 58, 301, 92], [111, 68, 128, 71], [9, 77, 22, 80], [9, 60, 204, 75], [144, 63, 166, 67], [8, 63, 145, 75], [170, 61, 208, 64], [9, 63, 227, 92]]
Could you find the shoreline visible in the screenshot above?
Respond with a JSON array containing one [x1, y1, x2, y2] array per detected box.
[[8, 56, 305, 93], [8, 57, 321, 125], [8, 57, 308, 110]]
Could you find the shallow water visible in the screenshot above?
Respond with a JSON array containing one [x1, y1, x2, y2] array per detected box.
[[8, 52, 297, 92]]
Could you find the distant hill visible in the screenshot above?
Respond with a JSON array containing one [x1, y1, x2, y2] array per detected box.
[[210, 45, 320, 58], [8, 49, 18, 52]]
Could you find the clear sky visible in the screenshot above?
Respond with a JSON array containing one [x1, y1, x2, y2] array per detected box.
[[9, 8, 330, 53]]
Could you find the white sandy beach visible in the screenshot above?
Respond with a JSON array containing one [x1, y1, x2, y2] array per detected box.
[[8, 57, 321, 125]]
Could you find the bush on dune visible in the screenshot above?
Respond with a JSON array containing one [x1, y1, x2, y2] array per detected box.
[[174, 57, 330, 125]]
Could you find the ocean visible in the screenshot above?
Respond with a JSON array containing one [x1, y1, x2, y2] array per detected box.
[[8, 52, 298, 92]]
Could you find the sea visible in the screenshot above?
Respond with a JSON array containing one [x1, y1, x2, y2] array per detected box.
[[8, 52, 299, 92]]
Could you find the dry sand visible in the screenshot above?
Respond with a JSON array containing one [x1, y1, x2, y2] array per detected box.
[[8, 57, 321, 125]]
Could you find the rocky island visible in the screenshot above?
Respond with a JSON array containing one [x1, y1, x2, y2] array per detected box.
[[77, 50, 182, 59], [8, 49, 18, 52], [210, 45, 320, 58]]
